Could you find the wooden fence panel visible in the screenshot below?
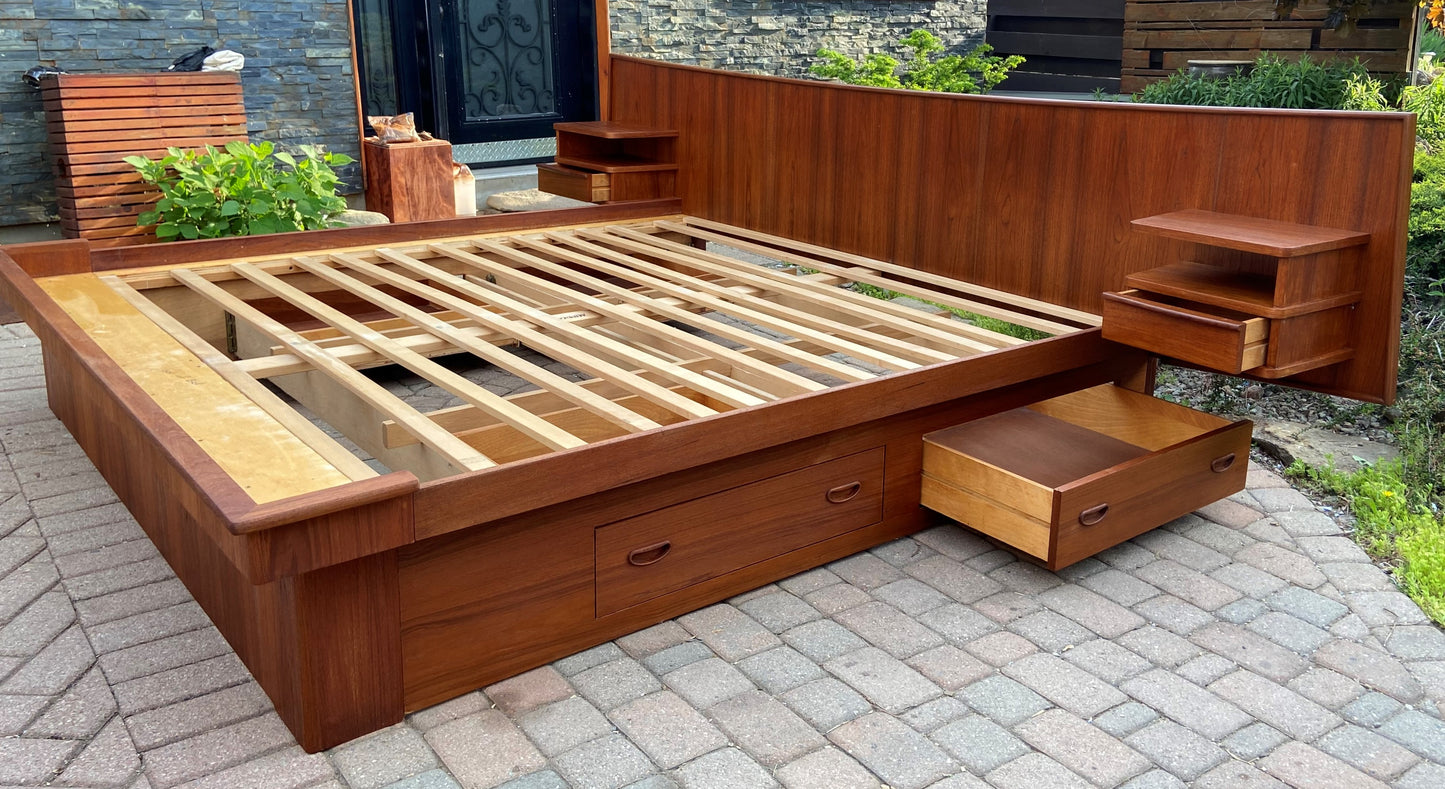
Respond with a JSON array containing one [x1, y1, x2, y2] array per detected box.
[[41, 73, 248, 247], [1122, 0, 1417, 93], [987, 0, 1126, 93]]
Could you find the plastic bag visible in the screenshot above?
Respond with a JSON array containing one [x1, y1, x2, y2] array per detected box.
[[368, 112, 423, 144], [21, 66, 66, 88], [166, 46, 216, 72], [201, 50, 245, 72]]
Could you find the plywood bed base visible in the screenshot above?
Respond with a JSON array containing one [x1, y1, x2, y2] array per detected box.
[[0, 201, 1140, 750]]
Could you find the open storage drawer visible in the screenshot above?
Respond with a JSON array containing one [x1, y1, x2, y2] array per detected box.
[[921, 385, 1251, 570]]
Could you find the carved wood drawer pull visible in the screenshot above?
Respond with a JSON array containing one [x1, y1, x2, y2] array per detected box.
[[1079, 503, 1109, 526], [1211, 453, 1237, 473], [826, 482, 863, 503], [627, 541, 672, 566]]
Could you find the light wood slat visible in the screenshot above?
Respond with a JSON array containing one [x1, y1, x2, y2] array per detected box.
[[446, 238, 827, 397], [300, 256, 664, 434], [230, 262, 589, 453], [600, 225, 1017, 352], [580, 226, 953, 362], [170, 268, 494, 472], [99, 276, 380, 482], [383, 360, 729, 447], [331, 252, 718, 420], [506, 235, 874, 384], [671, 218, 1101, 331], [548, 231, 923, 373], [114, 216, 685, 291], [384, 247, 766, 410], [571, 231, 955, 366], [571, 229, 950, 368]]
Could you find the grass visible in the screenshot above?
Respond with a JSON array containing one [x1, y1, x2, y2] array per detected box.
[[849, 282, 1047, 341], [1289, 459, 1445, 625]]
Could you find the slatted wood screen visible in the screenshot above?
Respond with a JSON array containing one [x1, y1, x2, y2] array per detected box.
[[41, 73, 248, 247], [1122, 0, 1417, 92], [986, 0, 1126, 93]]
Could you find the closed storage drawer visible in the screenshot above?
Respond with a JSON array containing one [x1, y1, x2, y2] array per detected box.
[[537, 163, 610, 203], [1102, 289, 1268, 374], [922, 385, 1250, 570], [596, 447, 884, 616]]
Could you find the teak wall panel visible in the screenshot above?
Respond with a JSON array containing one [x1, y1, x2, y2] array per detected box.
[[608, 56, 1411, 403]]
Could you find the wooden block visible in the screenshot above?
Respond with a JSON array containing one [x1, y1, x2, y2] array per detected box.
[[362, 139, 456, 223]]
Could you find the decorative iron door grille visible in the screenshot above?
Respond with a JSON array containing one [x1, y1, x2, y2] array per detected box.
[[353, 0, 597, 163]]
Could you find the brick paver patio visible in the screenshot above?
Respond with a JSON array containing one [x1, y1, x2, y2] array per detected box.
[[3, 319, 1445, 788]]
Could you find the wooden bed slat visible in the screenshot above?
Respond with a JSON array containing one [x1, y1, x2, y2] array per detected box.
[[100, 275, 380, 482], [300, 256, 665, 434], [392, 246, 766, 410], [333, 252, 718, 420], [546, 231, 922, 372], [230, 262, 590, 453], [382, 360, 729, 447], [601, 225, 1017, 353], [579, 229, 957, 366], [170, 268, 495, 472], [455, 239, 825, 398], [569, 228, 939, 370], [507, 235, 873, 384], [668, 219, 1099, 333]]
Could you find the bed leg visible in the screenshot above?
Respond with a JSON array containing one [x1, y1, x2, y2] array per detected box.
[[281, 551, 405, 752], [1114, 354, 1157, 395]]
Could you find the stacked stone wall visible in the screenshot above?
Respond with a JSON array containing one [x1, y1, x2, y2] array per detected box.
[[608, 1, 987, 79]]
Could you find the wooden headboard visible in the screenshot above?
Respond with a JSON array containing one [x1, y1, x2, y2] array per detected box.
[[608, 56, 1414, 404]]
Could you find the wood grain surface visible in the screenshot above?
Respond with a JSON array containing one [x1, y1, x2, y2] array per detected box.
[[40, 73, 248, 246], [607, 56, 1410, 403]]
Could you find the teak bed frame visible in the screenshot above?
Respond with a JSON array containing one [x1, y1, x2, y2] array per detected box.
[[0, 57, 1413, 751]]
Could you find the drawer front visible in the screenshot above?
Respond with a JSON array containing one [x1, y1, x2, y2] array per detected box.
[[595, 447, 884, 617], [921, 475, 1051, 560], [1102, 290, 1267, 374], [537, 163, 609, 202], [1052, 420, 1252, 568]]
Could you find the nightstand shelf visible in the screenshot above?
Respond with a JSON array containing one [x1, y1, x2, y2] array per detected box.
[[539, 122, 678, 203], [1103, 210, 1365, 378]]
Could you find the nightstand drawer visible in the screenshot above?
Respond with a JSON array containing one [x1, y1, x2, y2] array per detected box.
[[1102, 289, 1268, 374], [537, 163, 610, 203]]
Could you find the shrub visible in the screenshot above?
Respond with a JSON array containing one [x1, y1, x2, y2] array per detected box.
[[126, 141, 353, 241], [1133, 53, 1373, 109], [810, 30, 1023, 95], [1408, 149, 1445, 290]]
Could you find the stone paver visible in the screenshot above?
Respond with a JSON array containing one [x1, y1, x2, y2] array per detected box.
[[0, 321, 1442, 789]]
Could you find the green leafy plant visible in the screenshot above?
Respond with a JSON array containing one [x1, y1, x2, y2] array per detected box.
[[1407, 149, 1445, 288], [810, 30, 1023, 95], [1133, 53, 1375, 109], [1290, 458, 1445, 624], [126, 141, 353, 241]]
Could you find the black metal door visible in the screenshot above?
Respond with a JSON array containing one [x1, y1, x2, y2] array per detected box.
[[432, 0, 595, 144], [354, 0, 597, 149]]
